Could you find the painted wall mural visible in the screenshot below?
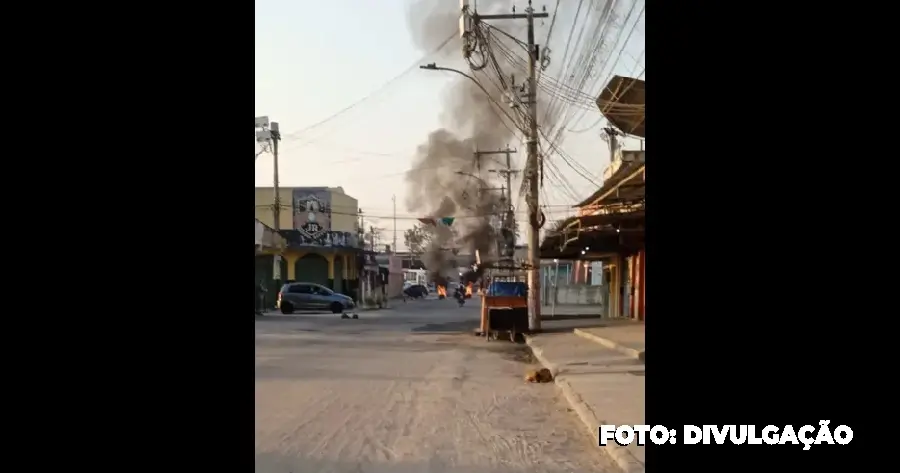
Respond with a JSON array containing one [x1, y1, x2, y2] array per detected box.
[[292, 188, 332, 239], [282, 230, 359, 248]]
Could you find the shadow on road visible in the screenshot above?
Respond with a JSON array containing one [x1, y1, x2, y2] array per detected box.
[[410, 319, 480, 333]]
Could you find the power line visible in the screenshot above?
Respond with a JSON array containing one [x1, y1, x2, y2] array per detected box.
[[255, 204, 577, 221], [278, 32, 457, 142]]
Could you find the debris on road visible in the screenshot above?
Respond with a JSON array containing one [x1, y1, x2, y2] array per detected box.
[[525, 367, 553, 383]]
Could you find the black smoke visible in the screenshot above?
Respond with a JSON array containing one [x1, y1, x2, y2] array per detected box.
[[404, 0, 514, 282]]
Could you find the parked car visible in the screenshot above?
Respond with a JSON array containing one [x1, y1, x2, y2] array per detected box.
[[277, 282, 355, 314], [403, 284, 428, 299]]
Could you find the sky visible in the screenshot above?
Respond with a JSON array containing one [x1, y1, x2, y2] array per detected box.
[[255, 0, 645, 250]]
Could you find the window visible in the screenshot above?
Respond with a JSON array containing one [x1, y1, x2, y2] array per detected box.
[[288, 284, 313, 294], [313, 285, 333, 295]]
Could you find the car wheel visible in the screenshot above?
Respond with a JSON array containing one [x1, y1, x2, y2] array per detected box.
[[280, 302, 294, 314], [330, 302, 344, 314]]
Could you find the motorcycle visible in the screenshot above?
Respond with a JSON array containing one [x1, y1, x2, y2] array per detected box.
[[455, 291, 466, 307]]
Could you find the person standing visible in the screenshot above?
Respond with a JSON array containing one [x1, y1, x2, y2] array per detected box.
[[256, 280, 268, 315]]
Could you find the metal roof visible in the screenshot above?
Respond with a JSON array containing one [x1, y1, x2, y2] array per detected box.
[[596, 75, 645, 138]]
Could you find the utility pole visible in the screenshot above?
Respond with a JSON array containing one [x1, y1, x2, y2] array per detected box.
[[471, 2, 547, 331], [392, 195, 397, 253], [256, 117, 284, 284], [359, 210, 365, 250], [524, 3, 542, 332], [270, 122, 282, 233], [480, 146, 520, 260], [484, 146, 520, 233]]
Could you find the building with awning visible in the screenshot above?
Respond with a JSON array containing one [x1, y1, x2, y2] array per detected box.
[[539, 73, 646, 319], [255, 186, 363, 297], [540, 150, 645, 320]]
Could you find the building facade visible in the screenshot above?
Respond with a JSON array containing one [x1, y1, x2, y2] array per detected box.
[[255, 186, 363, 299], [539, 149, 645, 320]]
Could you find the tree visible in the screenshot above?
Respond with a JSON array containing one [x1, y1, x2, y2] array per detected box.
[[403, 224, 434, 256]]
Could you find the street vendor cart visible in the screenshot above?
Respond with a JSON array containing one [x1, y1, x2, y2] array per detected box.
[[477, 280, 529, 341]]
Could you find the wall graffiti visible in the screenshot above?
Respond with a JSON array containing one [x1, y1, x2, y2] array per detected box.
[[282, 230, 359, 248], [292, 188, 332, 239]]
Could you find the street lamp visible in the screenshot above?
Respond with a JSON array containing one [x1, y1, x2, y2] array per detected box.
[[454, 170, 489, 184], [419, 63, 522, 130], [419, 63, 494, 105]]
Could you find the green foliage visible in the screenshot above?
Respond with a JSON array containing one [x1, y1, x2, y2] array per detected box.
[[403, 224, 434, 255]]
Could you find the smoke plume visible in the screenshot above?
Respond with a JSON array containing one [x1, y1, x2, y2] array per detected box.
[[404, 0, 513, 282]]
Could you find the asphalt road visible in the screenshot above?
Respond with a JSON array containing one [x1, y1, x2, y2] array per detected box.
[[255, 297, 619, 473]]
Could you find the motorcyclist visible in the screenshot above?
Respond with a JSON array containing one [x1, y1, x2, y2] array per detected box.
[[454, 285, 465, 306]]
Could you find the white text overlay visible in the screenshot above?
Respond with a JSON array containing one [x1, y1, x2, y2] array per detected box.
[[599, 421, 853, 450]]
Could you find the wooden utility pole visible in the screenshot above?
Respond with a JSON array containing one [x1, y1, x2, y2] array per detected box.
[[484, 146, 519, 235], [472, 1, 548, 331], [270, 122, 282, 233], [392, 195, 397, 253]]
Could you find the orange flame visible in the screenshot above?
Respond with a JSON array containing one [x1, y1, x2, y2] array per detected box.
[[437, 285, 447, 297], [466, 283, 473, 296]]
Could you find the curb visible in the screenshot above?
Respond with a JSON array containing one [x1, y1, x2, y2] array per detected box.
[[525, 336, 645, 473], [574, 329, 645, 361]]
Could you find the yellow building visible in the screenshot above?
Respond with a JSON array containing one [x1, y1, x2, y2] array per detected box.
[[255, 186, 362, 297]]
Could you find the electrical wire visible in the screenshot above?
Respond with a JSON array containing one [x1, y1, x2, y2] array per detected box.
[[538, 0, 562, 80], [574, 1, 644, 131], [478, 24, 601, 191], [255, 203, 578, 221], [544, 0, 621, 146], [278, 31, 458, 143], [558, 0, 626, 130]]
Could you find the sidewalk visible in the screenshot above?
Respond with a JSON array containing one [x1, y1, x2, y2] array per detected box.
[[575, 322, 645, 360], [526, 320, 645, 473]]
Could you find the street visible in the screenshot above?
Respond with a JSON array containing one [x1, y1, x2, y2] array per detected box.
[[255, 297, 620, 473]]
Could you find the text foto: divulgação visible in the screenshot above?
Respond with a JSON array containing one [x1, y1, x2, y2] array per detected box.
[[600, 421, 853, 450]]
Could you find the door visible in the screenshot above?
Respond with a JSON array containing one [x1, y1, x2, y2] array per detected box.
[[287, 283, 314, 309], [309, 284, 333, 309], [295, 254, 329, 286]]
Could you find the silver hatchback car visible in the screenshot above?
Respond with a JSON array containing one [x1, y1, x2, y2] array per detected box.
[[277, 282, 355, 314]]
